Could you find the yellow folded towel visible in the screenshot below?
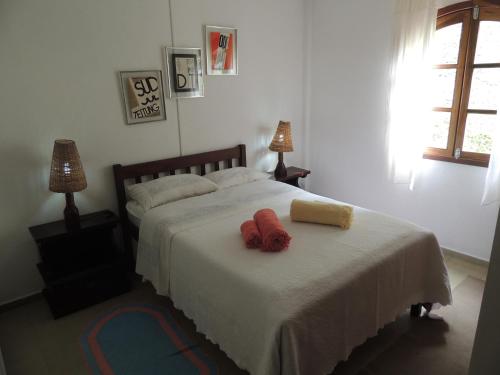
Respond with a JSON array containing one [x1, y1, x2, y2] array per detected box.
[[290, 199, 353, 229]]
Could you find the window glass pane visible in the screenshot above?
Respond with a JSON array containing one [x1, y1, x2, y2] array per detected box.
[[433, 23, 463, 64], [427, 111, 451, 149], [468, 68, 500, 110], [475, 21, 500, 64], [463, 113, 497, 153], [432, 69, 456, 107]]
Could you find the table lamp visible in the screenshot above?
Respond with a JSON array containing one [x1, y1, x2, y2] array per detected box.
[[49, 139, 87, 230], [269, 121, 294, 178]]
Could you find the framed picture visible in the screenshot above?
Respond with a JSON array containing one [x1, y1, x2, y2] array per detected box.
[[119, 70, 166, 125], [165, 47, 204, 99], [205, 25, 238, 75]]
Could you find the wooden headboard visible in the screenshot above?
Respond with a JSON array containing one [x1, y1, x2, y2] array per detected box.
[[113, 144, 246, 268]]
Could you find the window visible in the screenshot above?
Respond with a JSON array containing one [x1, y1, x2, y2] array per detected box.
[[425, 1, 500, 167]]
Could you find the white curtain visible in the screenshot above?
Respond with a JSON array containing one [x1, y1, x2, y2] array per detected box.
[[482, 98, 500, 205], [387, 0, 438, 188]]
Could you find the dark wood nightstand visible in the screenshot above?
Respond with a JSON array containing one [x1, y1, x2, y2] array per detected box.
[[29, 210, 130, 318], [274, 166, 311, 187]]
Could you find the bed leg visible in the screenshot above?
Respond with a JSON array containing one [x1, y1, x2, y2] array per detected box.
[[422, 302, 433, 314], [411, 303, 433, 318], [410, 304, 422, 318], [124, 236, 134, 271], [120, 223, 135, 272]]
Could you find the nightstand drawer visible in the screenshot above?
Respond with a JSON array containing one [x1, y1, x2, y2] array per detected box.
[[43, 263, 130, 318], [29, 210, 129, 319], [38, 229, 116, 274]]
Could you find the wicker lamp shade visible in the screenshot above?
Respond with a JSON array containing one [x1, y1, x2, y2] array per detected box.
[[49, 139, 87, 193], [269, 121, 294, 153]]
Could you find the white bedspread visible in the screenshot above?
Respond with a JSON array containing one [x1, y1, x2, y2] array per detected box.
[[136, 179, 452, 375]]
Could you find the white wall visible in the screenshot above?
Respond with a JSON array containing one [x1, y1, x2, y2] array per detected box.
[[170, 0, 305, 169], [0, 0, 305, 304], [3, 0, 492, 305], [307, 0, 498, 261]]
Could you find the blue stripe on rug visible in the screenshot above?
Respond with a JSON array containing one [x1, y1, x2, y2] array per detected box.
[[80, 304, 217, 375]]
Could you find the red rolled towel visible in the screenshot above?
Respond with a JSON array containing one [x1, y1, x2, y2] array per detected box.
[[240, 220, 262, 249], [254, 208, 291, 252]]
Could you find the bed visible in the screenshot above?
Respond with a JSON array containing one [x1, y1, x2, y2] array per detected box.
[[113, 144, 452, 375]]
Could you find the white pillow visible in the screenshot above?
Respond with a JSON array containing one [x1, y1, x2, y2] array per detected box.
[[204, 167, 270, 189], [126, 174, 218, 211], [125, 200, 145, 226]]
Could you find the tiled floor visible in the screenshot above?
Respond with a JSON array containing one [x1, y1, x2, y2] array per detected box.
[[0, 253, 488, 375]]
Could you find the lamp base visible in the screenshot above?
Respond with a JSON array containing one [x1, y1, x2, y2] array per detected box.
[[274, 152, 287, 179], [64, 192, 81, 231]]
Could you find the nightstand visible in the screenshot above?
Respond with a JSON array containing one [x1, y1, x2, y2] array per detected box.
[[274, 166, 311, 187], [29, 210, 130, 318]]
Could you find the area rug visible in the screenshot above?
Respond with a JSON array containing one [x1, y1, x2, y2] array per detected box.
[[81, 304, 217, 375]]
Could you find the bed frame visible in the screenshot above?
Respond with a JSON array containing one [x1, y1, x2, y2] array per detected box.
[[113, 144, 246, 268], [112, 143, 430, 318]]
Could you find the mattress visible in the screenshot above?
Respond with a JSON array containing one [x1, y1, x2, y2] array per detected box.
[[136, 179, 452, 375], [126, 200, 145, 227]]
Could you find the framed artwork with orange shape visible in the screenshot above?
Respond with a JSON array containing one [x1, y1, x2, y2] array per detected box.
[[205, 25, 238, 76]]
